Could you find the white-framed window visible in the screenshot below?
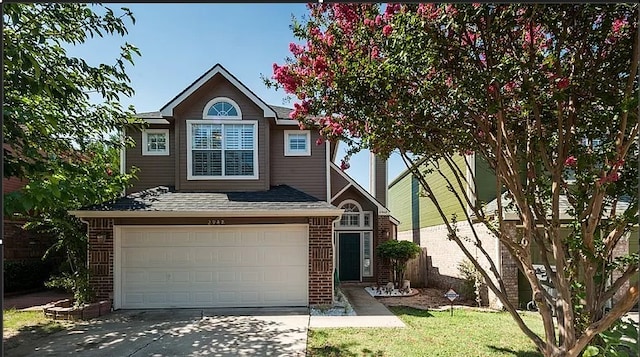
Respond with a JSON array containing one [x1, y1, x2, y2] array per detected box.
[[142, 129, 169, 156], [337, 200, 373, 229], [186, 120, 258, 180], [363, 231, 373, 277], [202, 97, 242, 119], [284, 130, 311, 156]]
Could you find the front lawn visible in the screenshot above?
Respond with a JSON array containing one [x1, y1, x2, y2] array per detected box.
[[3, 309, 70, 339], [308, 307, 544, 357]]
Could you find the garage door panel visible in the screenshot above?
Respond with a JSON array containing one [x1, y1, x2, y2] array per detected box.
[[118, 225, 309, 309]]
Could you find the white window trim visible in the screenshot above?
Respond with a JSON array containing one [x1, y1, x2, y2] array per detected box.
[[284, 130, 311, 156], [336, 199, 373, 230], [202, 97, 242, 119], [362, 231, 373, 277], [186, 119, 259, 180], [142, 129, 170, 156]]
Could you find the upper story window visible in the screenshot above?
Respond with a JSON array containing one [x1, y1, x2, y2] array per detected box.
[[142, 129, 169, 156], [187, 120, 258, 180], [337, 200, 373, 229], [284, 130, 311, 156], [202, 97, 242, 119]]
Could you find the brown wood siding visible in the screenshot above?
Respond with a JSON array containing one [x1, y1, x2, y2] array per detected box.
[[330, 167, 350, 197], [270, 126, 327, 200], [114, 216, 310, 226], [174, 74, 269, 192], [332, 186, 378, 213], [125, 125, 175, 193]]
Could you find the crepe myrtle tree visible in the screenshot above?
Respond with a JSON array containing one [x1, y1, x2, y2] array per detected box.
[[266, 4, 638, 356]]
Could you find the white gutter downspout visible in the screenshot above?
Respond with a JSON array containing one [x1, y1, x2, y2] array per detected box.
[[326, 141, 331, 202], [119, 128, 126, 197]]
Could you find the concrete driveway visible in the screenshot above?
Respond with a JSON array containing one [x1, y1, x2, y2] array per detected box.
[[6, 308, 309, 356]]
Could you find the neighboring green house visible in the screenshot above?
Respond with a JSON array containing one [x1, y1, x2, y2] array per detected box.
[[389, 153, 636, 309]]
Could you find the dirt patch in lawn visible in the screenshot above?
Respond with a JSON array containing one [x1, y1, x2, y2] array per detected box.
[[376, 288, 479, 310]]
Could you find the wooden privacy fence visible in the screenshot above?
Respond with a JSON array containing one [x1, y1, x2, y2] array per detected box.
[[405, 247, 428, 288]]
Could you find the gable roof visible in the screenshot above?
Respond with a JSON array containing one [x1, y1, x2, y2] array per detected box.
[[159, 63, 278, 118], [330, 163, 400, 226]]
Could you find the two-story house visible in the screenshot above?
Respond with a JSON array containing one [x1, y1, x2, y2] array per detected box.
[[71, 64, 398, 309]]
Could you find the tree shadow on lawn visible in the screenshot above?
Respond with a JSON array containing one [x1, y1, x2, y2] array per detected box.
[[3, 318, 70, 351], [387, 306, 434, 318], [488, 345, 543, 357], [308, 330, 385, 357]]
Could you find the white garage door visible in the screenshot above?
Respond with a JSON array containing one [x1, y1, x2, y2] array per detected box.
[[114, 225, 308, 309]]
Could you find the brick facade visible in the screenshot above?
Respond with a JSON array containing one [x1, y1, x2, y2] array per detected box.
[[87, 218, 114, 302], [308, 217, 335, 305], [3, 220, 57, 261], [86, 217, 337, 307], [375, 216, 393, 285]]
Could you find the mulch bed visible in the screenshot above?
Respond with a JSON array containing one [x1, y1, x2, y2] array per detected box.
[[376, 288, 479, 310]]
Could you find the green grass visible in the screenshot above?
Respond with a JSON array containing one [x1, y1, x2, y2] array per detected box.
[[308, 307, 544, 357], [3, 309, 69, 337]]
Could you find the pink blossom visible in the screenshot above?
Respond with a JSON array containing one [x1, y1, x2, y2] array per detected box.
[[557, 77, 570, 89], [445, 4, 458, 16], [461, 31, 477, 46], [477, 130, 485, 138], [340, 160, 350, 171], [289, 42, 304, 56], [383, 24, 393, 37], [371, 46, 380, 59], [564, 156, 577, 167], [417, 3, 440, 20], [472, 3, 481, 8], [316, 137, 324, 146], [445, 75, 453, 88], [325, 33, 335, 46], [612, 18, 628, 33], [503, 81, 517, 93], [375, 15, 383, 26], [464, 150, 474, 156]]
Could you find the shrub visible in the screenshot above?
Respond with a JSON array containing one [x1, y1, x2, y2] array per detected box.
[[376, 240, 421, 288], [3, 260, 56, 292], [458, 259, 484, 306]]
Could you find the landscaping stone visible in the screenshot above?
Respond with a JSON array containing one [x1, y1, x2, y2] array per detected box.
[[43, 299, 112, 321]]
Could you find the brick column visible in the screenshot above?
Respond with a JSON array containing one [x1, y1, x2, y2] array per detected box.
[[500, 221, 520, 308], [87, 218, 114, 302], [308, 217, 334, 305], [376, 216, 392, 285]]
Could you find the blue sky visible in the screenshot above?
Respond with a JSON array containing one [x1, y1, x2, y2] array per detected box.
[[67, 4, 407, 191]]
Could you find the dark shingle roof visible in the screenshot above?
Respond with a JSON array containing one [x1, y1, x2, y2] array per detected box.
[[268, 105, 294, 120], [84, 185, 336, 212]]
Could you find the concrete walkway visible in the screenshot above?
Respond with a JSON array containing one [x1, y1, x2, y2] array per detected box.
[[309, 285, 405, 328]]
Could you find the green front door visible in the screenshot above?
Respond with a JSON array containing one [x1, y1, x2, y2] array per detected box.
[[339, 232, 361, 281]]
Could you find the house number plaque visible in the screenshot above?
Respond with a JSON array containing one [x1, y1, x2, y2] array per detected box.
[[207, 219, 225, 225]]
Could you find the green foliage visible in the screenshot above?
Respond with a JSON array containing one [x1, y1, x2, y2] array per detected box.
[[458, 259, 483, 305], [3, 260, 57, 293], [582, 319, 639, 357], [376, 240, 421, 288], [3, 3, 143, 179], [3, 3, 142, 304]]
